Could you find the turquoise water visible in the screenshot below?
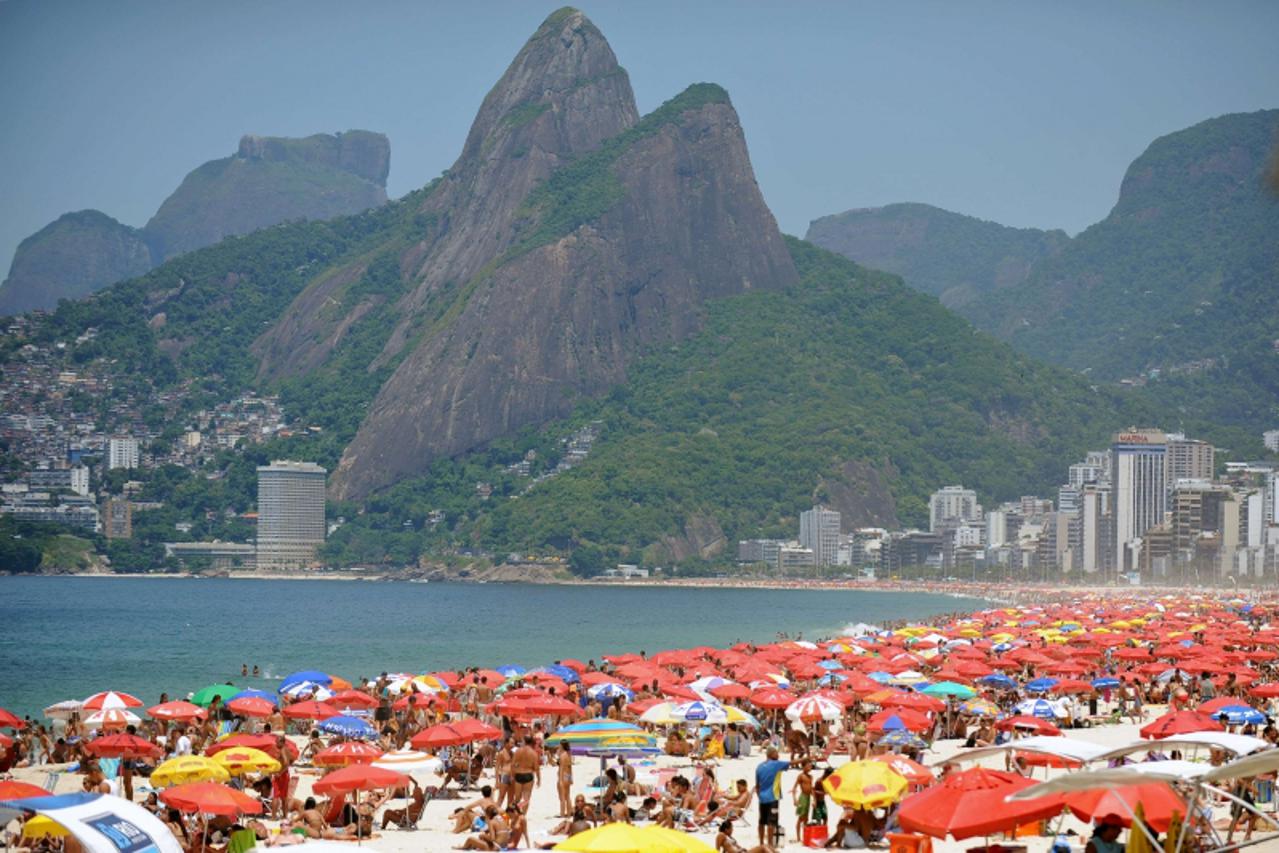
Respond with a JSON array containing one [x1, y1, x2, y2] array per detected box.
[[0, 576, 989, 718]]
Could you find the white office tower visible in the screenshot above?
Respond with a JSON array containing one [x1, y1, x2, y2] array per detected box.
[[108, 436, 140, 470], [929, 486, 982, 532], [256, 461, 327, 570], [1112, 430, 1167, 573], [799, 505, 841, 567]]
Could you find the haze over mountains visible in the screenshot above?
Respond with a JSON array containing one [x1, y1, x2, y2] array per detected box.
[[0, 131, 390, 314]]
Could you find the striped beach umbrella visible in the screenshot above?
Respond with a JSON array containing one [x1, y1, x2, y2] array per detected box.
[[784, 694, 844, 723], [550, 720, 655, 752], [83, 691, 143, 710], [318, 715, 376, 740], [372, 749, 443, 777], [84, 707, 142, 730], [586, 682, 635, 701]]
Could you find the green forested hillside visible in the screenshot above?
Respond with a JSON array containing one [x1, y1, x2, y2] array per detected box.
[[321, 239, 1161, 568]]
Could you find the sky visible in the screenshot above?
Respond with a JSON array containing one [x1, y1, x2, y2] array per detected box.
[[2, 1, 1277, 272]]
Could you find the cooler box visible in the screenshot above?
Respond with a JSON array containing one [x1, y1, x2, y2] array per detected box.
[[887, 833, 934, 853], [802, 824, 829, 848]]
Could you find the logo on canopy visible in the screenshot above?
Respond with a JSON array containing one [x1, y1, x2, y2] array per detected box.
[[83, 813, 161, 853]]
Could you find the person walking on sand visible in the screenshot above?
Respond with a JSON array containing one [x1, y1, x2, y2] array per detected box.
[[754, 747, 791, 849], [512, 735, 539, 809]]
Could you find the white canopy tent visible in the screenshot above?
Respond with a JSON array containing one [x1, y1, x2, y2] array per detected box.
[[0, 793, 183, 853], [934, 734, 1110, 766], [1093, 732, 1269, 764]]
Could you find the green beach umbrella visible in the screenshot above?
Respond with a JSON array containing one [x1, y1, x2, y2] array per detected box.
[[920, 681, 976, 699], [191, 683, 238, 708]]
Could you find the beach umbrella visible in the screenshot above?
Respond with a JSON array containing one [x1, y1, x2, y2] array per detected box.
[[996, 715, 1062, 736], [41, 700, 83, 720], [84, 707, 142, 730], [822, 760, 909, 809], [226, 696, 276, 718], [1014, 698, 1066, 720], [958, 698, 1000, 717], [205, 734, 299, 760], [920, 681, 976, 699], [161, 781, 263, 816], [587, 683, 635, 701], [880, 692, 946, 713], [86, 733, 162, 759], [312, 764, 410, 795], [280, 681, 334, 701], [371, 749, 442, 777], [869, 754, 934, 786], [876, 730, 929, 751], [1092, 677, 1122, 689], [83, 691, 143, 710], [314, 742, 384, 767], [410, 723, 471, 750], [784, 694, 844, 723], [867, 708, 932, 733], [212, 747, 281, 777], [0, 781, 50, 799], [553, 821, 714, 852], [495, 664, 526, 678], [229, 689, 278, 705], [280, 670, 333, 690], [148, 701, 206, 722], [282, 700, 339, 720], [898, 767, 1064, 840], [150, 756, 230, 787], [1140, 710, 1224, 740], [533, 664, 581, 684], [318, 714, 376, 739], [748, 687, 798, 710], [22, 816, 69, 840], [550, 720, 656, 752], [0, 708, 25, 729], [493, 692, 581, 720], [409, 675, 450, 694], [1024, 677, 1060, 693], [331, 689, 379, 709], [1207, 704, 1266, 725], [1063, 783, 1187, 833], [978, 673, 1017, 690], [191, 683, 238, 707]]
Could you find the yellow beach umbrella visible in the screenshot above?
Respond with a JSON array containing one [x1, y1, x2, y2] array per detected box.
[[822, 760, 908, 810], [23, 816, 69, 839], [151, 755, 230, 787], [554, 822, 712, 852], [1126, 802, 1153, 853], [211, 746, 281, 777]]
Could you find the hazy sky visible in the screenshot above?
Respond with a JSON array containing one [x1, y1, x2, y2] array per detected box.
[[2, 1, 1277, 272]]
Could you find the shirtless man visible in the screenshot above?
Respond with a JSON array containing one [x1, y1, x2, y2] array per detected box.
[[494, 739, 514, 810], [450, 785, 497, 833], [555, 741, 573, 817], [700, 779, 752, 827], [272, 734, 293, 819], [512, 736, 539, 808], [792, 760, 814, 843]]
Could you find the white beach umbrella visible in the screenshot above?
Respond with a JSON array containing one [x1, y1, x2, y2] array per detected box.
[[784, 695, 843, 723], [43, 700, 84, 720], [84, 708, 142, 730], [371, 749, 443, 778]]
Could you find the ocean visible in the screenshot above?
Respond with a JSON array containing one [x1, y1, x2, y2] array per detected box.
[[0, 576, 990, 718]]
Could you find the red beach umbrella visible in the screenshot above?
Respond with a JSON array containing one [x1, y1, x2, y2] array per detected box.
[[205, 734, 299, 760], [226, 697, 275, 718], [1064, 783, 1187, 832], [410, 724, 471, 750], [148, 701, 206, 722], [1140, 710, 1224, 740], [0, 780, 51, 799], [282, 700, 339, 720], [995, 715, 1062, 736], [867, 708, 933, 734], [83, 691, 143, 710], [870, 753, 934, 786], [709, 683, 750, 701], [161, 782, 262, 816], [493, 693, 580, 721], [451, 718, 503, 742], [0, 708, 26, 729], [87, 733, 162, 759], [314, 742, 384, 767], [330, 690, 379, 709], [898, 767, 1064, 839], [880, 693, 946, 713], [749, 688, 798, 710], [312, 764, 409, 795]]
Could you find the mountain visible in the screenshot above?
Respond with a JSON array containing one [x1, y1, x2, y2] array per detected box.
[[15, 7, 1175, 569], [0, 131, 390, 315], [805, 203, 1068, 309], [0, 211, 154, 314]]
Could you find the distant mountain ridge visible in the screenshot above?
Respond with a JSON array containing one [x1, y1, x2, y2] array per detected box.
[[806, 203, 1068, 308], [0, 130, 390, 315], [808, 109, 1279, 430]]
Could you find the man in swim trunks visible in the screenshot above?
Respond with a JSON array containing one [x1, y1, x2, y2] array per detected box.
[[494, 738, 514, 810], [792, 760, 813, 843], [512, 735, 539, 809]]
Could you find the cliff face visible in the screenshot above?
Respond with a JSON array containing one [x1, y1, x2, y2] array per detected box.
[[0, 211, 154, 315], [0, 131, 391, 315], [145, 131, 390, 260], [806, 203, 1067, 309], [305, 8, 795, 499]]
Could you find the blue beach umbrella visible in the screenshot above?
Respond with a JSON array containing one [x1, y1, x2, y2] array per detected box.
[[867, 672, 897, 684], [280, 670, 332, 691], [1091, 677, 1121, 689], [1024, 677, 1059, 693], [230, 689, 278, 706], [980, 673, 1017, 689], [877, 729, 928, 750], [818, 673, 848, 687], [280, 681, 332, 701], [1214, 705, 1266, 725], [318, 715, 375, 739], [586, 683, 634, 701], [533, 664, 580, 684], [495, 665, 526, 679], [1014, 698, 1063, 720], [817, 660, 843, 670]]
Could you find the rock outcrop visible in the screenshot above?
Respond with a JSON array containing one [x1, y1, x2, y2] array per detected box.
[[0, 131, 391, 314], [0, 211, 154, 315], [319, 9, 796, 499]]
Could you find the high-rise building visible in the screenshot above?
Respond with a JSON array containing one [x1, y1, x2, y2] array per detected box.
[[985, 510, 1007, 548], [929, 486, 981, 532], [737, 539, 783, 566], [1076, 482, 1112, 575], [799, 505, 841, 567], [107, 437, 140, 470], [1166, 436, 1215, 489], [1112, 430, 1167, 573], [1263, 430, 1279, 453], [103, 498, 132, 540], [256, 461, 327, 570]]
